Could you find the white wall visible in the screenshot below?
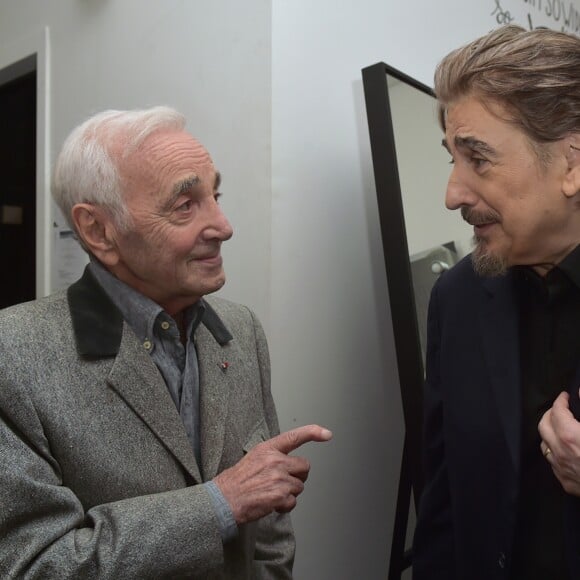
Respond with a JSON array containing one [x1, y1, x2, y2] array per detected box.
[[2, 1, 580, 579]]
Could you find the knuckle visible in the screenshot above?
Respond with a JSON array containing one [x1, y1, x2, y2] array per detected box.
[[285, 429, 300, 448], [278, 493, 298, 513], [560, 429, 573, 445], [559, 428, 578, 449], [562, 479, 574, 494]]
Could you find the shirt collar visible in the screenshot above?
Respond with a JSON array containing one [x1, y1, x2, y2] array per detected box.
[[89, 259, 165, 344], [87, 259, 232, 345], [554, 244, 580, 291], [516, 244, 580, 298]]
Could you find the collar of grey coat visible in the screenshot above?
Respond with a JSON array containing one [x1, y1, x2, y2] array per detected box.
[[67, 266, 233, 358]]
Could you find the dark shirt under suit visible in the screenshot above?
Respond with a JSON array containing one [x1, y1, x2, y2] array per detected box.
[[510, 246, 580, 579]]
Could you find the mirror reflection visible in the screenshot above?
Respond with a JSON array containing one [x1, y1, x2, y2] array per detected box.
[[388, 75, 472, 362]]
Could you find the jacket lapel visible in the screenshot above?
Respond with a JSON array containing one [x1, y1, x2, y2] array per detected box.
[[197, 322, 235, 480], [478, 272, 522, 471], [107, 329, 203, 482], [68, 266, 202, 483]]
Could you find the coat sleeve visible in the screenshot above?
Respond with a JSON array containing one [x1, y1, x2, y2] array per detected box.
[[247, 309, 296, 579], [412, 280, 456, 579], [0, 348, 225, 578]]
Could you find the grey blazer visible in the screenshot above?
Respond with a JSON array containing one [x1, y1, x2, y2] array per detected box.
[[0, 268, 294, 579]]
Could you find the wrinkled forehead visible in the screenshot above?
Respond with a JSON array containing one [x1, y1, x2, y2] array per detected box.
[[126, 128, 212, 162], [439, 93, 514, 132], [117, 129, 216, 195]]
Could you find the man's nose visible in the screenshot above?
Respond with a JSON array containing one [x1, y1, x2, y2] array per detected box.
[[204, 199, 234, 241], [445, 166, 478, 210]]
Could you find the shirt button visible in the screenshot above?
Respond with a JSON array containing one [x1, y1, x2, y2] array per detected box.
[[143, 340, 152, 350], [161, 321, 170, 330]]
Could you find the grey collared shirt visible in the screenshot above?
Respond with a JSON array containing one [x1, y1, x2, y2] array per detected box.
[[88, 260, 237, 542]]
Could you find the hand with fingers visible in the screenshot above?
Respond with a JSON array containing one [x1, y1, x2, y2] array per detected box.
[[213, 424, 332, 524], [539, 390, 580, 496]]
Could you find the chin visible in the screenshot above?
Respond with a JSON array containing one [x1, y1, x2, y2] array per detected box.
[[471, 243, 509, 277], [200, 276, 227, 296]]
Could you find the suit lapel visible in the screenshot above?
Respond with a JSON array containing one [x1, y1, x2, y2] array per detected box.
[[107, 327, 203, 483], [478, 273, 522, 471], [68, 266, 202, 483], [197, 322, 235, 480]]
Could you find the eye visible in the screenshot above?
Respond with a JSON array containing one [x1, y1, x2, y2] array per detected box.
[[214, 192, 222, 202], [470, 156, 488, 170], [176, 199, 193, 212]]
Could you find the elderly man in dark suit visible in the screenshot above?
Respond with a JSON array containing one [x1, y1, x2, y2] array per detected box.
[[412, 26, 580, 580], [0, 106, 331, 579]]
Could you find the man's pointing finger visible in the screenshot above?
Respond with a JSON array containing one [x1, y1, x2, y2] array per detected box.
[[268, 424, 333, 455]]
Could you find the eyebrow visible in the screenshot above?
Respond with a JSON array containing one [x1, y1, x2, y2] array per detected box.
[[442, 136, 498, 157]]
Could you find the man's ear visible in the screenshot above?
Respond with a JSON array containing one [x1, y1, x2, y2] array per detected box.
[[71, 203, 120, 266], [562, 134, 580, 198]]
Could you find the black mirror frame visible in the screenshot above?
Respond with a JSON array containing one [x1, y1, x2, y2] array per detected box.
[[362, 61, 435, 579]]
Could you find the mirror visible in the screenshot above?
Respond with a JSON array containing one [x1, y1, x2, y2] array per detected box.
[[362, 63, 472, 578], [388, 74, 472, 361]]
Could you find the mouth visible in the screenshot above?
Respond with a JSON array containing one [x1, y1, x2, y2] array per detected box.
[[188, 251, 223, 266], [461, 208, 500, 237], [473, 222, 497, 236], [194, 253, 222, 266]]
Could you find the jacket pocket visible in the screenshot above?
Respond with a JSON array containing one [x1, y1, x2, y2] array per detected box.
[[242, 419, 268, 453]]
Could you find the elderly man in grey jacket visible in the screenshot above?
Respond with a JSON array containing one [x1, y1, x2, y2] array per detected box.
[[0, 106, 331, 579]]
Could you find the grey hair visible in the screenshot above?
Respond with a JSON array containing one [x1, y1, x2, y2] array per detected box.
[[52, 106, 186, 235]]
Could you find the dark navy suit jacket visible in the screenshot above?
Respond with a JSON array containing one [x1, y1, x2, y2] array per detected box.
[[412, 256, 580, 580]]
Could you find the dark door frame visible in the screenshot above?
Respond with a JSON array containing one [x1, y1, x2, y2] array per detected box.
[[0, 28, 51, 297]]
